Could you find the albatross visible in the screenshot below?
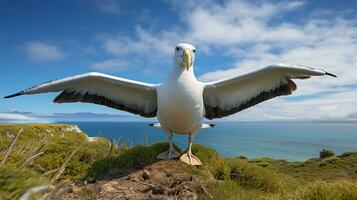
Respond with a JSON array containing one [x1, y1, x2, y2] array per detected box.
[[4, 43, 336, 165]]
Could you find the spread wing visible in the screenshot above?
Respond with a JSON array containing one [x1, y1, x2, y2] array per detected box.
[[5, 72, 159, 118], [203, 64, 336, 119]]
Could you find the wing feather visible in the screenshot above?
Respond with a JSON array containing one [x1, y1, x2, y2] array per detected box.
[[203, 64, 335, 119], [5, 72, 159, 118]]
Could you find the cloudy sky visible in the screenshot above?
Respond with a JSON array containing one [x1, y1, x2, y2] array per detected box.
[[0, 0, 356, 122]]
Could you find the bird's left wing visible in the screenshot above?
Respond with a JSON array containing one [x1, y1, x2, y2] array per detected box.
[[5, 72, 159, 118], [202, 64, 336, 119]]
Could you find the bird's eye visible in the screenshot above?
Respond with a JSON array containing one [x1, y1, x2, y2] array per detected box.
[[192, 49, 196, 53], [175, 47, 179, 52]]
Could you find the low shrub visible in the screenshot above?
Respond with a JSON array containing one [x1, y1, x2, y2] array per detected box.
[[319, 149, 335, 159]]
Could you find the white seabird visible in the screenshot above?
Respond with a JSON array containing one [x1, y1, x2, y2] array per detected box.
[[5, 43, 336, 165]]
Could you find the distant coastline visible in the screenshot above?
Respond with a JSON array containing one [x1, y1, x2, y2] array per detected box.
[[0, 120, 356, 161], [55, 121, 357, 162]]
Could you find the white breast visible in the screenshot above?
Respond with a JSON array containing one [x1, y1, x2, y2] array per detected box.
[[157, 70, 204, 134]]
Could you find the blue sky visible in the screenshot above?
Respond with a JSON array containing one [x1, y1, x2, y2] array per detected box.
[[1, 0, 357, 122]]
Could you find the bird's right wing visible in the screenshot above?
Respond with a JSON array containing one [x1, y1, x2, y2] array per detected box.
[[5, 72, 159, 118]]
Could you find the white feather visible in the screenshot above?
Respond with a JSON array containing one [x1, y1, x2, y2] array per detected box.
[[203, 64, 331, 119], [13, 72, 159, 117]]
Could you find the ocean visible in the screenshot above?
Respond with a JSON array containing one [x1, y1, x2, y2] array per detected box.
[[59, 121, 357, 161]]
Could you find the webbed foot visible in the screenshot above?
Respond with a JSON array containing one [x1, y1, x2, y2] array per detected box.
[[180, 152, 202, 165], [157, 147, 180, 160]]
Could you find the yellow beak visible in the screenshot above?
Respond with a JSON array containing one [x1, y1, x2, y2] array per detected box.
[[182, 48, 192, 70]]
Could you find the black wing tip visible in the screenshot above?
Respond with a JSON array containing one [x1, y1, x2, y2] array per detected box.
[[149, 123, 154, 126], [209, 123, 215, 127], [325, 72, 337, 78], [4, 91, 25, 99]]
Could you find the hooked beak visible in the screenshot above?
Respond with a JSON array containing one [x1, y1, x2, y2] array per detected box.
[[182, 48, 192, 70]]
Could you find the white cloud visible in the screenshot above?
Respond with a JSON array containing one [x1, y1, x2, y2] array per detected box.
[[96, 0, 121, 14], [84, 45, 97, 54], [198, 17, 357, 95], [0, 111, 135, 122], [96, 1, 309, 60], [92, 58, 128, 71], [24, 41, 66, 61], [100, 26, 178, 57], [181, 1, 356, 121], [95, 26, 182, 69], [93, 0, 357, 120], [284, 1, 305, 10], [0, 113, 39, 123], [172, 1, 306, 47]]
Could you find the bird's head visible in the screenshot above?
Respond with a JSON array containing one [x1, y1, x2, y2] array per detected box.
[[174, 43, 196, 71]]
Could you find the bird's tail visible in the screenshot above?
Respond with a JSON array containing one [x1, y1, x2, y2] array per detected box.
[[149, 123, 215, 129]]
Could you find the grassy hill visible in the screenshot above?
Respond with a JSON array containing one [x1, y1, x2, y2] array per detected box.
[[0, 124, 356, 199]]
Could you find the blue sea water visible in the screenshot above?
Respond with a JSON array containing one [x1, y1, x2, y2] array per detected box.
[[59, 121, 357, 161]]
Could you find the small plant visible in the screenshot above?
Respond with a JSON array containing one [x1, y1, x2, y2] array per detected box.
[[212, 160, 230, 180], [319, 149, 335, 158], [79, 187, 97, 199], [212, 159, 283, 193], [228, 159, 283, 192]]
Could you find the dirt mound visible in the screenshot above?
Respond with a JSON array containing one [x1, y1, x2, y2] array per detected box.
[[66, 161, 212, 200]]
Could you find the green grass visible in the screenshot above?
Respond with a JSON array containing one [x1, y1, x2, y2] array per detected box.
[[0, 124, 111, 199], [78, 187, 97, 200], [294, 180, 357, 200], [0, 124, 356, 200], [0, 167, 45, 200], [86, 142, 175, 181]]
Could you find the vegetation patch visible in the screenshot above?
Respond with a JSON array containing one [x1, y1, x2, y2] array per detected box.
[[0, 167, 44, 200], [0, 124, 356, 200], [212, 159, 283, 192], [86, 142, 174, 181], [294, 180, 357, 200], [320, 149, 335, 158]]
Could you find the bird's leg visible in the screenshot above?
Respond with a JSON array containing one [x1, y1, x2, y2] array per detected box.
[[187, 136, 193, 163], [180, 134, 202, 166], [166, 132, 180, 159], [157, 131, 180, 160]]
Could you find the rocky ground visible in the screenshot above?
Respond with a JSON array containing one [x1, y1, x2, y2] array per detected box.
[[67, 161, 213, 200]]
